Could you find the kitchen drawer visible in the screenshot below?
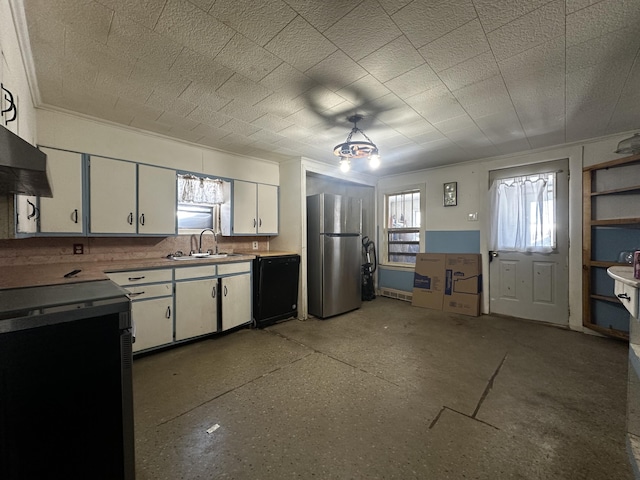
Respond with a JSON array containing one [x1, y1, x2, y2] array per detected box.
[[218, 262, 250, 276], [174, 265, 217, 280], [126, 283, 172, 301], [107, 269, 172, 286], [615, 280, 638, 318]]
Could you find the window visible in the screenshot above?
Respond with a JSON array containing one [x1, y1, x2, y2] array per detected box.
[[176, 174, 229, 233], [385, 190, 421, 264], [489, 172, 556, 253]]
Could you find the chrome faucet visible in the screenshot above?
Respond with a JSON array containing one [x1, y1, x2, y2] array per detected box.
[[198, 228, 218, 254]]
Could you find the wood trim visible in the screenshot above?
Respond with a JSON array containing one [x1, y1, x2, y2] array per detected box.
[[591, 185, 640, 196], [583, 170, 593, 330]]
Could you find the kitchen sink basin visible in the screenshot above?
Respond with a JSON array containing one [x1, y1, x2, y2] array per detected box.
[[171, 254, 228, 261]]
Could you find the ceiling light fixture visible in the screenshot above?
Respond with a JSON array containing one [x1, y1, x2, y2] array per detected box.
[[333, 114, 380, 172]]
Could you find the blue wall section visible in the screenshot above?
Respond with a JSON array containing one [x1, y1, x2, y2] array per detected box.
[[425, 230, 480, 254], [378, 267, 415, 292], [378, 230, 481, 292]]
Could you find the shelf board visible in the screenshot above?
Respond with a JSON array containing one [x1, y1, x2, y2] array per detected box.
[[588, 261, 633, 268], [590, 293, 621, 304], [583, 322, 629, 341], [590, 218, 640, 226], [584, 153, 640, 172], [591, 185, 640, 196]]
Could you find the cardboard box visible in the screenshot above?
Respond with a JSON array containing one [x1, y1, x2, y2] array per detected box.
[[444, 254, 482, 295], [442, 291, 481, 316], [412, 254, 445, 310]]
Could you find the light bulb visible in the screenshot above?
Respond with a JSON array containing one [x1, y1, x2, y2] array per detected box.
[[339, 158, 350, 172], [369, 153, 380, 169]]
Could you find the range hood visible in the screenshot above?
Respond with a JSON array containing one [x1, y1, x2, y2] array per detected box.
[[0, 125, 52, 197]]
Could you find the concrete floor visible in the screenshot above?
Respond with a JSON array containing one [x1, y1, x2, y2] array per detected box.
[[132, 297, 632, 479]]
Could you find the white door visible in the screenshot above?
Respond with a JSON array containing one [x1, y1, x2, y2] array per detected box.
[[233, 180, 257, 234], [175, 279, 218, 340], [89, 156, 137, 234], [488, 159, 569, 325], [138, 164, 176, 235], [221, 273, 252, 330], [257, 183, 278, 234], [39, 148, 83, 233]]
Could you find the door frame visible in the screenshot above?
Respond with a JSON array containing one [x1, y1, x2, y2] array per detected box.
[[479, 148, 584, 332], [487, 159, 569, 324]]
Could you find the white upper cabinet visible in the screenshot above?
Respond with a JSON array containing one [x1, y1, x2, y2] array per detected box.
[[138, 164, 176, 235], [257, 183, 278, 234], [89, 157, 176, 235], [39, 148, 83, 234], [89, 156, 137, 235], [15, 195, 38, 234], [222, 180, 278, 236]]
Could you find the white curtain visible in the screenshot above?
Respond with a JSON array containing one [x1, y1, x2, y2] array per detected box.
[[489, 174, 555, 253], [177, 175, 225, 205]]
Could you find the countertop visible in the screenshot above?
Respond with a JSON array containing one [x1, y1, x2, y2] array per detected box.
[[234, 250, 299, 257], [0, 254, 256, 290], [607, 266, 639, 287]]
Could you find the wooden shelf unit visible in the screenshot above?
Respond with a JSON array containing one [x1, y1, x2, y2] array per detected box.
[[583, 153, 640, 340]]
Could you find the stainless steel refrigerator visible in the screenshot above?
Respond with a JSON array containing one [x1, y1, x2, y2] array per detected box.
[[307, 193, 362, 318]]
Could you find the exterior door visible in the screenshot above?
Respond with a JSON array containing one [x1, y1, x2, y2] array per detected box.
[[488, 159, 569, 325]]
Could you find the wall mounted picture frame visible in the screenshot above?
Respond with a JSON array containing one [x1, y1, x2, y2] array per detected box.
[[443, 182, 457, 206]]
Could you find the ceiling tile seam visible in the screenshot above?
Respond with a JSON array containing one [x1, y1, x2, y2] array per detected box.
[[565, 0, 607, 16], [603, 45, 640, 133], [413, 16, 482, 53], [150, 0, 169, 32], [354, 34, 421, 84], [466, 7, 532, 151], [282, 0, 365, 34], [488, 29, 566, 65], [472, 0, 558, 35]]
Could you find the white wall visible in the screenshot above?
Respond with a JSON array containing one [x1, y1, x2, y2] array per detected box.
[[377, 131, 638, 332], [36, 109, 279, 184]]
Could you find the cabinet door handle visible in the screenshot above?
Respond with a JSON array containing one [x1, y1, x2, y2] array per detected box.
[[140, 213, 145, 226], [127, 291, 145, 298], [166, 306, 171, 318], [259, 218, 262, 227], [212, 286, 216, 298], [27, 199, 37, 220], [224, 285, 228, 297], [128, 212, 133, 225], [618, 293, 631, 301], [253, 218, 257, 228], [128, 276, 145, 281], [72, 209, 79, 224]]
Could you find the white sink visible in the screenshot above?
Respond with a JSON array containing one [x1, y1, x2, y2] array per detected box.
[[171, 254, 227, 261]]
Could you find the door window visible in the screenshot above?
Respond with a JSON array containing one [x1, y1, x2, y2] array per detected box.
[[489, 172, 556, 253]]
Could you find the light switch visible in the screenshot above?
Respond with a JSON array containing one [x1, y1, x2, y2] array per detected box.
[[468, 212, 478, 221]]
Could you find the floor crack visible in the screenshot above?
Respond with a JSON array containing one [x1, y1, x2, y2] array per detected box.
[[472, 352, 508, 419]]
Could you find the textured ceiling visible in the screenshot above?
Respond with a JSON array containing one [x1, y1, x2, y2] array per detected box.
[[18, 0, 640, 176]]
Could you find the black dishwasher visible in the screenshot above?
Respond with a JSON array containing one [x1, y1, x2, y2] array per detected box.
[[253, 254, 300, 327]]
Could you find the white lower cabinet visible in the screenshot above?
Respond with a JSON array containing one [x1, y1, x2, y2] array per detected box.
[[132, 297, 174, 353], [175, 278, 218, 340], [107, 269, 173, 353], [221, 273, 252, 331]]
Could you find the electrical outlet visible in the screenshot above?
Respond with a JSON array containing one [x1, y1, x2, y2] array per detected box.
[[73, 243, 84, 254], [252, 241, 259, 250]]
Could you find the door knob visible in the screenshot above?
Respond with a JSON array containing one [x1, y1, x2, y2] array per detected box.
[[489, 251, 498, 262]]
